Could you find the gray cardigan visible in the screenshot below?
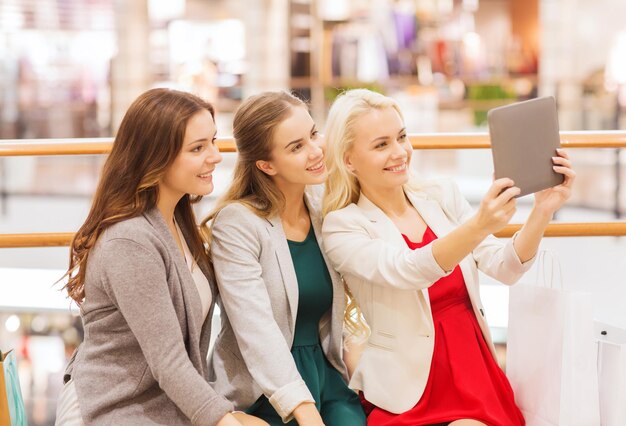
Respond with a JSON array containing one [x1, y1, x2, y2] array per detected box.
[[65, 208, 233, 425], [207, 191, 348, 423]]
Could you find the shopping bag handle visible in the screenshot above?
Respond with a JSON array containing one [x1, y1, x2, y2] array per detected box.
[[2, 350, 27, 425], [534, 249, 563, 289]]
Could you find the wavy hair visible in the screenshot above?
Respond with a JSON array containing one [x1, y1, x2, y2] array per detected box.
[[63, 88, 215, 303], [322, 89, 409, 339], [201, 91, 305, 230], [322, 89, 406, 216]]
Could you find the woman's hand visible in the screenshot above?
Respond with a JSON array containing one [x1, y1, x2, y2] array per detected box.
[[432, 178, 519, 272], [511, 149, 575, 263], [471, 178, 520, 236], [216, 413, 244, 426], [533, 148, 575, 215], [231, 412, 270, 425], [293, 402, 325, 426]]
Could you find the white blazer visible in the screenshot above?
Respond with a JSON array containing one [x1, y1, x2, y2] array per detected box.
[[321, 179, 535, 414]]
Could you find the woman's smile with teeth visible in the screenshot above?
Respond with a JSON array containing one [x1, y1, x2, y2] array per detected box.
[[384, 163, 406, 172], [307, 161, 325, 172]]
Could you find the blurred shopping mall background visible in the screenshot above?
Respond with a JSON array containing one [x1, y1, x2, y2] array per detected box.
[[1, 0, 626, 424]]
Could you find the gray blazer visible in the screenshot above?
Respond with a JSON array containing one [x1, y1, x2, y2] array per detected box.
[[208, 191, 348, 422], [66, 208, 234, 426]]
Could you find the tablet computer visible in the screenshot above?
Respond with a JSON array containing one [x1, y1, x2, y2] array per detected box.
[[487, 96, 564, 197]]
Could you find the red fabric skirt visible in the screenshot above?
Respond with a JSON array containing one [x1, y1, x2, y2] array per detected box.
[[362, 226, 524, 426]]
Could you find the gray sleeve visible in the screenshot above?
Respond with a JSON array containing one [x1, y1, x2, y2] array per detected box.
[[99, 238, 233, 426], [211, 206, 314, 422]]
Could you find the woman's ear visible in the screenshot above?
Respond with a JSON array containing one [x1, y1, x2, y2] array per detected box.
[[344, 153, 357, 175], [256, 159, 277, 176]]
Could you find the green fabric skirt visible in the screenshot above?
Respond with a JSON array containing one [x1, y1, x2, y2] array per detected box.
[[246, 344, 365, 426]]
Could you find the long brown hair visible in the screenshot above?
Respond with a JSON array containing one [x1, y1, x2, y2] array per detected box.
[[64, 88, 215, 303], [201, 91, 305, 230], [201, 91, 368, 338]]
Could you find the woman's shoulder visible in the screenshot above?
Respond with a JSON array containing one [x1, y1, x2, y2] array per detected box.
[[96, 215, 166, 258], [214, 201, 266, 224], [323, 203, 366, 229], [98, 215, 141, 239], [211, 202, 269, 240], [407, 178, 461, 203], [87, 216, 171, 281], [326, 202, 362, 217]]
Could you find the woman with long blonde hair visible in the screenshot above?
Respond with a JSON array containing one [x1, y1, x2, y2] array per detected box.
[[322, 89, 575, 425], [205, 91, 365, 426], [56, 88, 265, 426]]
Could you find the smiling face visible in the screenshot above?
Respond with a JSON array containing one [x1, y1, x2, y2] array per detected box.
[[159, 109, 222, 200], [256, 105, 326, 187], [344, 106, 411, 194]]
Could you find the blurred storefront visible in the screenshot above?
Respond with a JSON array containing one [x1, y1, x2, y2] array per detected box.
[[2, 0, 626, 135]]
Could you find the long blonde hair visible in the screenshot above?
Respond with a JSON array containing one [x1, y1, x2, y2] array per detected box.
[[322, 89, 405, 216], [323, 89, 407, 339]]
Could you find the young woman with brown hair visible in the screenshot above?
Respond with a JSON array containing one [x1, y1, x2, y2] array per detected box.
[[55, 88, 265, 426], [205, 91, 366, 426]]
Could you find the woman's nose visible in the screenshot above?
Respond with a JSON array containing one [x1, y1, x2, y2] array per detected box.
[[309, 140, 323, 158], [207, 146, 222, 164], [391, 140, 407, 158]]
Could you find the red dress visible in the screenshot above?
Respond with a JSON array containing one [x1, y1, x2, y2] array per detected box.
[[363, 226, 524, 426]]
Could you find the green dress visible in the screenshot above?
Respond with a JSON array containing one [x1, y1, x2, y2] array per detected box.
[[246, 225, 366, 425]]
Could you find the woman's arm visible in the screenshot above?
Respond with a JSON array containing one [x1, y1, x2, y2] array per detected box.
[[99, 238, 233, 426], [292, 402, 325, 426], [323, 178, 520, 290], [431, 178, 520, 272], [441, 178, 533, 283], [322, 208, 451, 290], [513, 149, 575, 262], [210, 205, 317, 423], [444, 150, 574, 283], [324, 152, 573, 291]]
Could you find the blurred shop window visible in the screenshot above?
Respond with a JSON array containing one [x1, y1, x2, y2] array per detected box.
[[148, 0, 185, 22], [0, 0, 116, 232], [0, 0, 115, 140], [298, 0, 540, 131], [165, 19, 245, 113], [1, 312, 83, 426], [605, 31, 626, 129]]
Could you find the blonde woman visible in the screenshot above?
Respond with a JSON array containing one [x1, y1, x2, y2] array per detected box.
[[321, 89, 575, 426], [204, 91, 366, 426]]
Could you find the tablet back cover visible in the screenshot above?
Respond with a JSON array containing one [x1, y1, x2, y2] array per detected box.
[[488, 96, 564, 197]]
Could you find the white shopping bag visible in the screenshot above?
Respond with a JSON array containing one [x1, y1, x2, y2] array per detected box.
[[506, 251, 600, 426], [595, 321, 626, 426]]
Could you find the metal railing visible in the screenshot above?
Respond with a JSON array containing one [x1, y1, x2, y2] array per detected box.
[[1, 131, 625, 248]]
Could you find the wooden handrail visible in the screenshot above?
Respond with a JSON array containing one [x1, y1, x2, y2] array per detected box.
[[0, 233, 75, 248], [500, 222, 626, 237], [0, 137, 237, 156], [1, 132, 625, 248], [1, 223, 625, 248], [1, 131, 626, 156]]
